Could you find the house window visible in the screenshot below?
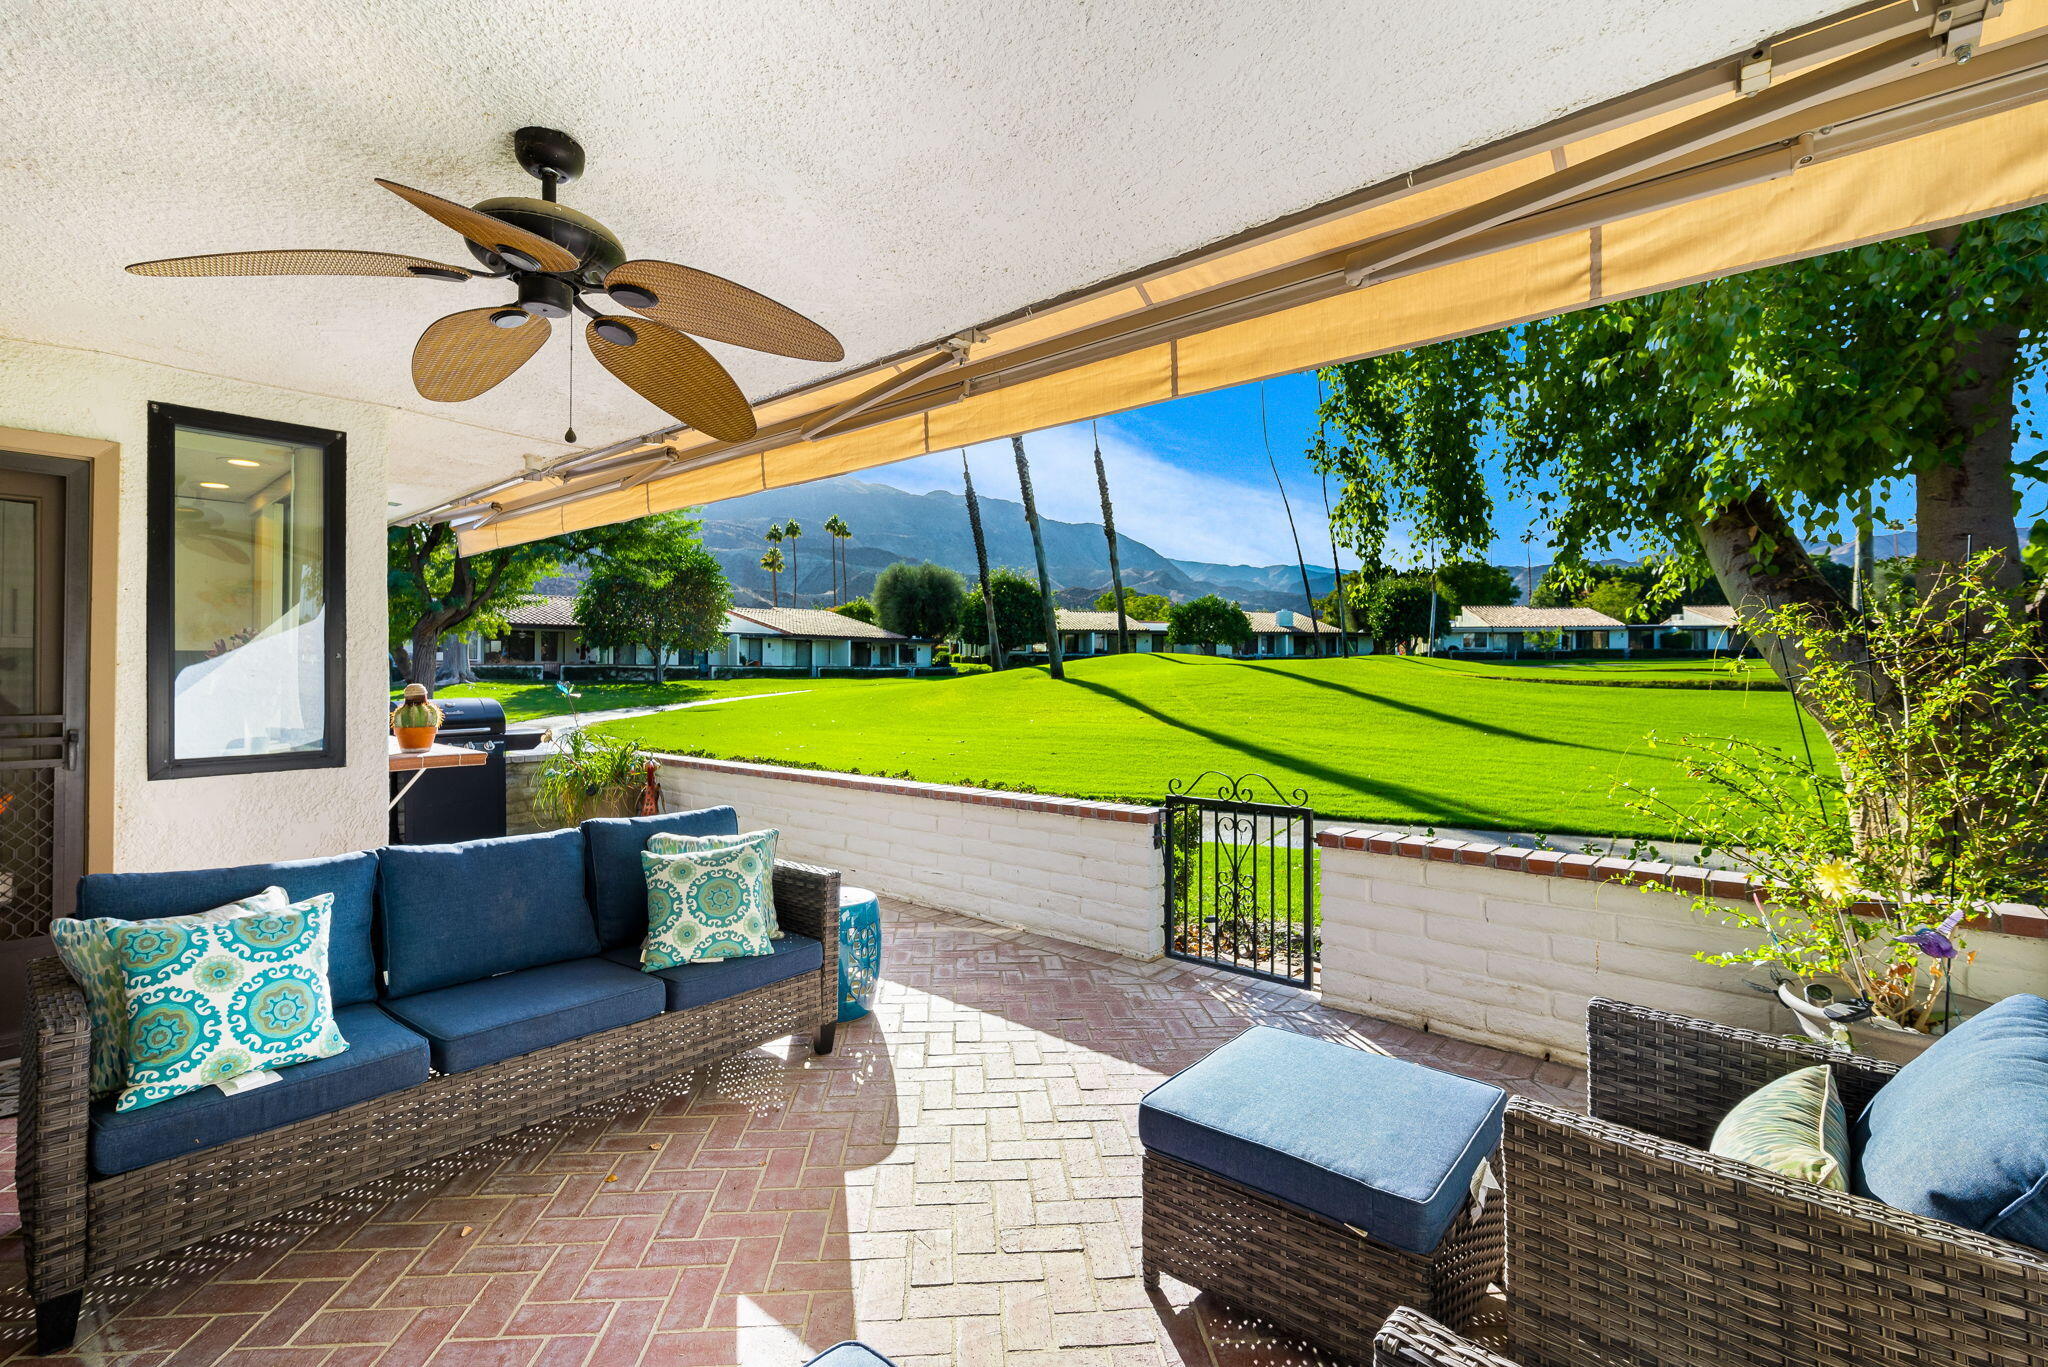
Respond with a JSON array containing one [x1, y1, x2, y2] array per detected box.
[[147, 403, 345, 778]]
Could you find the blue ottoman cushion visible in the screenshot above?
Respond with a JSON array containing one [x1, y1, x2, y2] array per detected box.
[[1139, 1026, 1506, 1255], [601, 935, 822, 1011], [378, 829, 601, 996], [77, 850, 381, 1007], [803, 1343, 898, 1367], [583, 806, 741, 949], [1854, 993, 2048, 1249], [382, 957, 663, 1073], [88, 1002, 430, 1175]]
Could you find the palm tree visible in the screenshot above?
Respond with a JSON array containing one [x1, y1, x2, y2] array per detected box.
[[1092, 421, 1130, 654], [826, 514, 853, 603], [821, 514, 844, 602], [782, 520, 803, 605], [1012, 434, 1064, 681], [962, 452, 1002, 669], [760, 547, 785, 607]]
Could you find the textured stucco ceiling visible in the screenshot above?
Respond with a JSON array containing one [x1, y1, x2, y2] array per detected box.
[[0, 1, 1845, 515]]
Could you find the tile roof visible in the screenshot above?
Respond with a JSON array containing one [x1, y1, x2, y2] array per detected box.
[[1664, 603, 1738, 626], [729, 607, 908, 640], [1457, 605, 1625, 629], [1054, 611, 1168, 632], [1244, 610, 1343, 634], [502, 595, 581, 627]]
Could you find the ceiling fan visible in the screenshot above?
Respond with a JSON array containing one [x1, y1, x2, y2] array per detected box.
[[125, 127, 843, 445]]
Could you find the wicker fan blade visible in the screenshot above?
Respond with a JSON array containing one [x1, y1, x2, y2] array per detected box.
[[605, 259, 843, 362], [126, 249, 475, 280], [375, 179, 579, 273], [586, 316, 757, 443], [413, 307, 550, 402]]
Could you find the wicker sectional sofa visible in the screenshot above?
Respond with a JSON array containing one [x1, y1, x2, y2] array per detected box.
[[18, 806, 839, 1354], [1502, 998, 2048, 1367]]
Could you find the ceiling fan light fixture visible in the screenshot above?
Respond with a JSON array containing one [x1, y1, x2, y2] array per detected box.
[[607, 283, 658, 310], [592, 317, 637, 347], [495, 246, 541, 272], [488, 307, 530, 329]]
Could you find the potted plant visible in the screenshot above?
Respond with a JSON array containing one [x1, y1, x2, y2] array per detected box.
[[1627, 555, 2048, 1057], [390, 683, 443, 752], [534, 725, 650, 826]]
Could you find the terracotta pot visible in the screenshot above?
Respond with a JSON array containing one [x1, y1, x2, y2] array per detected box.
[[393, 725, 438, 752]]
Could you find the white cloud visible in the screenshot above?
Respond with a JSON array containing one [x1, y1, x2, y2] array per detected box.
[[873, 423, 1335, 567]]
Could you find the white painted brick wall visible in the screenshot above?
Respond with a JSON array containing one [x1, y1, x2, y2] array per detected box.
[[1318, 843, 2048, 1066], [654, 760, 1166, 959]]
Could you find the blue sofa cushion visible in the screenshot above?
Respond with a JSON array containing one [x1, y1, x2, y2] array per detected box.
[[378, 829, 600, 996], [381, 957, 663, 1074], [88, 1002, 429, 1176], [1138, 1026, 1506, 1255], [1855, 993, 2048, 1250], [77, 851, 381, 1007], [582, 807, 740, 949], [601, 933, 822, 1011]]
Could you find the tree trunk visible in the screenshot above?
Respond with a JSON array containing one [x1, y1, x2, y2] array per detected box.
[[964, 454, 1003, 670], [1920, 317, 2024, 585], [408, 617, 443, 689], [450, 634, 480, 684], [648, 643, 667, 684], [1013, 435, 1064, 680], [390, 644, 414, 680], [1094, 438, 1130, 654]]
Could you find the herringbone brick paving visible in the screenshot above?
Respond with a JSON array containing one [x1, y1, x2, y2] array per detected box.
[[0, 901, 1581, 1366]]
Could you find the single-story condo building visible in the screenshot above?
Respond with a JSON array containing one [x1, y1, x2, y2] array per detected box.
[[471, 598, 933, 677], [1237, 610, 1346, 658], [1041, 607, 1346, 658], [1441, 605, 1628, 655], [1054, 610, 1170, 656], [1645, 604, 1744, 652]]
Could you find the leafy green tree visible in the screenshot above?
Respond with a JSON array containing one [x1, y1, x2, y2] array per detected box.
[[1311, 208, 2048, 749], [1167, 595, 1253, 652], [1093, 587, 1173, 619], [1433, 560, 1519, 612], [957, 567, 1047, 662], [1581, 578, 1648, 625], [873, 561, 966, 639], [833, 597, 876, 624], [387, 514, 690, 688], [1356, 575, 1449, 651], [574, 535, 731, 683]]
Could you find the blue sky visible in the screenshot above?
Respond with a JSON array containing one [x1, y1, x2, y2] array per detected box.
[[856, 362, 2048, 571]]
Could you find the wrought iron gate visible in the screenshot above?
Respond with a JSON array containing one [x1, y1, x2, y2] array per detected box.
[[1162, 772, 1316, 987]]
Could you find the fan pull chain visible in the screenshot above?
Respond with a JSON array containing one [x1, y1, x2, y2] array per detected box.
[[564, 323, 577, 444]]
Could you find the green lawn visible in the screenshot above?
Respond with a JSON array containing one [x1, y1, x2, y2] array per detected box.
[[395, 678, 835, 724], [594, 652, 1826, 838], [1404, 656, 1781, 687]]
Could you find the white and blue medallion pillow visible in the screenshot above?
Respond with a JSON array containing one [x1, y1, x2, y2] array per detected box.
[[641, 830, 778, 969], [646, 828, 781, 937], [51, 885, 290, 1100], [110, 894, 349, 1112]]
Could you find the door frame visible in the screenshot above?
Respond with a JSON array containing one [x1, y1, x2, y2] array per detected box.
[[0, 449, 91, 919]]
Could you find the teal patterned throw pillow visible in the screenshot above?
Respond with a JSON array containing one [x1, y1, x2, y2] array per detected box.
[[51, 886, 290, 1100], [111, 894, 349, 1112], [1709, 1064, 1850, 1191], [641, 830, 777, 969], [647, 828, 781, 937]]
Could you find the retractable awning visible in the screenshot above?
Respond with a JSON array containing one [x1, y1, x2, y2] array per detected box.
[[446, 0, 2048, 552]]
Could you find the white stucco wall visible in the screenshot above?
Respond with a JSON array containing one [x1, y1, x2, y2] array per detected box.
[[653, 756, 1165, 958], [0, 337, 392, 870]]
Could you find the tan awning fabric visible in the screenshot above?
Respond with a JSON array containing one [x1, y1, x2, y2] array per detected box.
[[457, 0, 2048, 552]]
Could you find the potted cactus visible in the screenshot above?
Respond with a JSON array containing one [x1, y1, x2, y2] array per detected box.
[[390, 683, 444, 752]]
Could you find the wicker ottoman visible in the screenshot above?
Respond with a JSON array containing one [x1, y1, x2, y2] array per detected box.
[[1139, 1028, 1507, 1363]]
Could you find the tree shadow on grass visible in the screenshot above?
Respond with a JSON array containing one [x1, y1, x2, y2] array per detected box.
[[1232, 661, 1623, 754], [1063, 676, 1510, 827]]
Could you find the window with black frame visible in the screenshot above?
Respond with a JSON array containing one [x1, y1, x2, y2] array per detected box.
[[147, 403, 345, 778]]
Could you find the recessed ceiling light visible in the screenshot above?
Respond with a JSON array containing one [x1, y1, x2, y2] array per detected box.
[[223, 457, 261, 468], [197, 481, 229, 490]]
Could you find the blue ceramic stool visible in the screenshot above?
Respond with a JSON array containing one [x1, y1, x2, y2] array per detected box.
[[837, 885, 883, 1022]]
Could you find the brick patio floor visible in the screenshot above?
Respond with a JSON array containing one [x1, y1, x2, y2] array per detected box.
[[0, 900, 1582, 1367]]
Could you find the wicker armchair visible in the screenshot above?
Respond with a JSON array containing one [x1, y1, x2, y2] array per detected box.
[[1502, 997, 2048, 1367], [1375, 1308, 1524, 1366]]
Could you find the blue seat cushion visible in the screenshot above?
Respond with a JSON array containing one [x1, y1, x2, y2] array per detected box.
[[1139, 1026, 1506, 1255], [378, 829, 601, 996], [381, 957, 663, 1074], [1854, 993, 2048, 1250], [582, 806, 740, 949], [88, 1003, 429, 1175], [601, 934, 822, 1011], [803, 1344, 898, 1367], [77, 850, 382, 1007]]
